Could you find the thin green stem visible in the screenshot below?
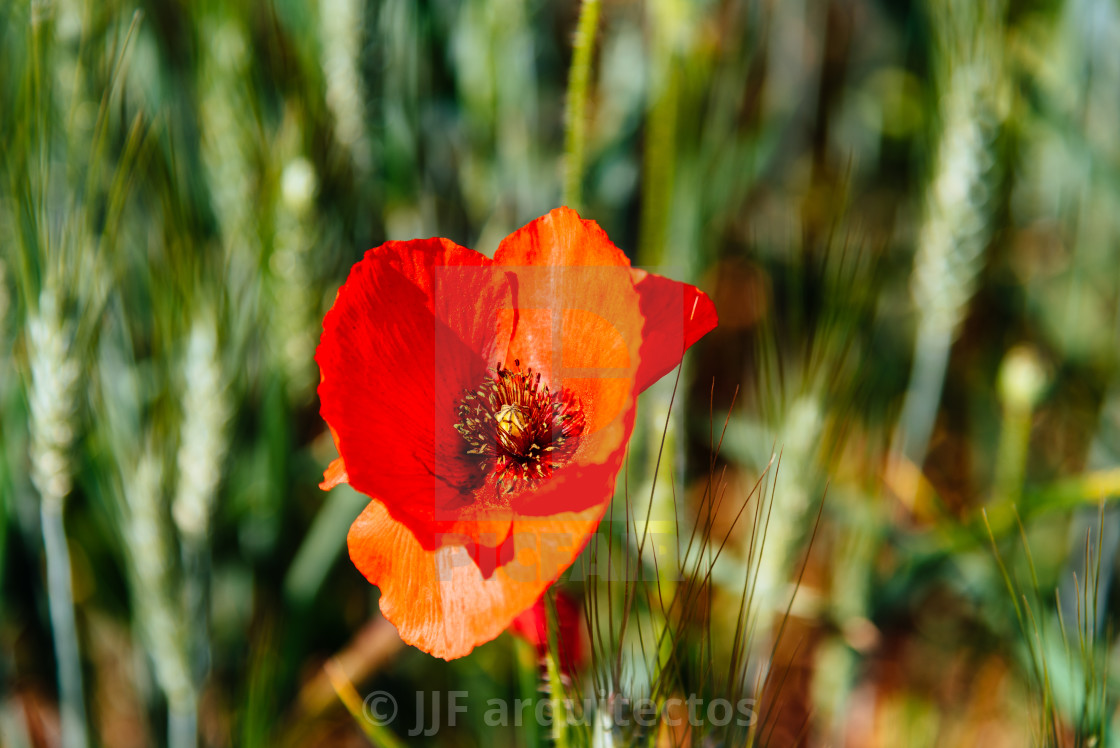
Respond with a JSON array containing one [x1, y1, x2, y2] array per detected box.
[[0, 457, 8, 606], [545, 597, 570, 748], [513, 638, 542, 748], [562, 0, 601, 210], [637, 0, 684, 269]]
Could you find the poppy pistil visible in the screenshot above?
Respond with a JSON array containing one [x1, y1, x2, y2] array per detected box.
[[454, 360, 586, 491]]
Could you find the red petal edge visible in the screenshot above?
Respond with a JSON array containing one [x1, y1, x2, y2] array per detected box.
[[631, 268, 719, 394]]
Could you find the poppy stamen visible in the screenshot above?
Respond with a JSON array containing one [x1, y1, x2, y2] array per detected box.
[[455, 359, 586, 491]]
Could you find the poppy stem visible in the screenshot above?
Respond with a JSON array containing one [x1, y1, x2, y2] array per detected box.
[[562, 0, 601, 210]]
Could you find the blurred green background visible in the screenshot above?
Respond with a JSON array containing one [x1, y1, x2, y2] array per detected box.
[[2, 0, 1120, 745]]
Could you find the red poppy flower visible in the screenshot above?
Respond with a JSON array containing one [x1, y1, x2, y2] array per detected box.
[[317, 207, 717, 659]]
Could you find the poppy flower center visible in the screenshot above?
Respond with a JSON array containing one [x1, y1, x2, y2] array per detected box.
[[454, 360, 586, 491]]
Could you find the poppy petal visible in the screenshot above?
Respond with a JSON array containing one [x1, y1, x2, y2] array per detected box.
[[630, 268, 719, 393], [510, 587, 586, 674], [494, 208, 644, 439], [492, 206, 630, 268], [320, 457, 349, 490], [317, 238, 513, 542], [347, 499, 605, 659]]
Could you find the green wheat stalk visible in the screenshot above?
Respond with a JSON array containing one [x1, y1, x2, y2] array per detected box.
[[10, 8, 145, 746], [270, 153, 321, 401], [172, 310, 232, 702], [319, 0, 371, 174], [562, 0, 601, 211], [893, 0, 1007, 476], [122, 442, 197, 748], [26, 286, 87, 748]]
